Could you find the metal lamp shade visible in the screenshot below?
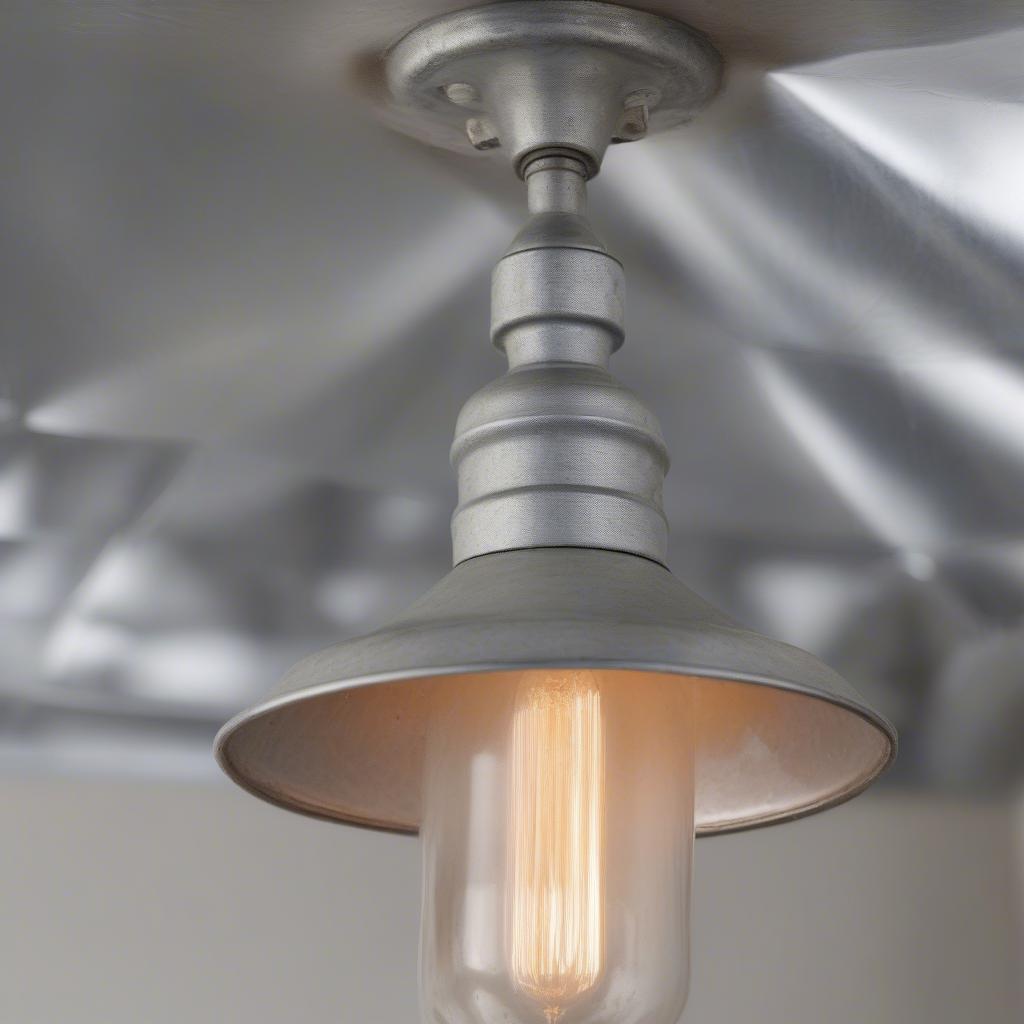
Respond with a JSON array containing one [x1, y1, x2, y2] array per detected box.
[[216, 547, 895, 835]]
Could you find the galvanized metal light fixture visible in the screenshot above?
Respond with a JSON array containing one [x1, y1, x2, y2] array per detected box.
[[217, 4, 896, 1021]]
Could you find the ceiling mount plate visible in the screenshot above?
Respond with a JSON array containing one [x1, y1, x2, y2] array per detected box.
[[385, 1, 723, 177]]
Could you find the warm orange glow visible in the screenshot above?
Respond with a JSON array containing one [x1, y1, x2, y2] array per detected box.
[[507, 670, 605, 1022]]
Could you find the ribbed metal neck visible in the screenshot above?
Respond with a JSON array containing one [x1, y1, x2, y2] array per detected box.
[[449, 163, 669, 566]]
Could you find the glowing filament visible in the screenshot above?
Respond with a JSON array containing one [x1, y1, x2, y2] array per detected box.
[[507, 671, 605, 1021]]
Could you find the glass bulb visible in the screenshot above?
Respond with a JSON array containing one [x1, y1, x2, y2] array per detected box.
[[420, 669, 695, 1024]]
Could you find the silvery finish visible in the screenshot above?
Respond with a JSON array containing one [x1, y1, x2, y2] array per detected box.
[[217, 16, 895, 834], [385, 1, 723, 176], [452, 155, 670, 564], [3, 0, 1022, 791], [450, 356, 670, 563], [215, 547, 896, 835]]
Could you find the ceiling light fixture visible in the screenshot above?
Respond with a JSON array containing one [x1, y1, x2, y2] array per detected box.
[[216, 4, 896, 1021]]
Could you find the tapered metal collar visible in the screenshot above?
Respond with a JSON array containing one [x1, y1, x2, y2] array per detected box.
[[216, 547, 896, 836], [451, 154, 669, 565]]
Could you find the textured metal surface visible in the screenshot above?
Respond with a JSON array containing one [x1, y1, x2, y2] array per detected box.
[[385, 1, 722, 175], [223, 81, 893, 834], [216, 547, 895, 834], [1, 0, 1023, 790], [453, 154, 670, 563]]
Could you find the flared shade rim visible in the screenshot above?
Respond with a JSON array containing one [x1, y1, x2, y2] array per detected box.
[[216, 548, 896, 835]]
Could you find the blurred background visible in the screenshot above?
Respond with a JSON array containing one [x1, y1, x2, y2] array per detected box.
[[2, 2, 1023, 1021]]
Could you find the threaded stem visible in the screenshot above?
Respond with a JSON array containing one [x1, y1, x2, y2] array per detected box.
[[523, 154, 589, 216]]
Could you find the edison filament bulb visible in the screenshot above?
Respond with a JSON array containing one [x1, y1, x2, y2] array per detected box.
[[508, 674, 604, 1022], [420, 670, 697, 1024]]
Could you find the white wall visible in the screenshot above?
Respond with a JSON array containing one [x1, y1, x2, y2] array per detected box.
[[3, 777, 1021, 1023]]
